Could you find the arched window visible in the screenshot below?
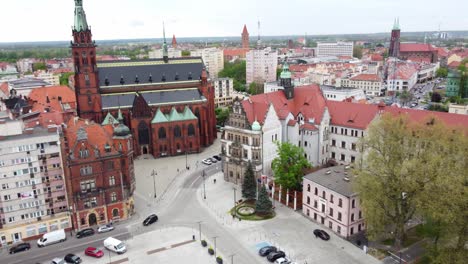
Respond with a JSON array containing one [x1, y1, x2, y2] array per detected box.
[[174, 126, 181, 138], [188, 124, 195, 136], [158, 127, 166, 139], [314, 187, 318, 195], [306, 196, 310, 205], [322, 191, 325, 198], [112, 208, 119, 218], [307, 184, 311, 192], [138, 121, 150, 145]]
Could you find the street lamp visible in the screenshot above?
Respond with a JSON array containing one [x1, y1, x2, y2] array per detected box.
[[229, 253, 236, 264], [151, 169, 157, 198], [213, 236, 218, 256], [202, 170, 206, 199], [233, 187, 237, 208]]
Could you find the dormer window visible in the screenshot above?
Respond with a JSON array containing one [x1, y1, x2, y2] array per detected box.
[[79, 149, 89, 158], [104, 143, 111, 153]]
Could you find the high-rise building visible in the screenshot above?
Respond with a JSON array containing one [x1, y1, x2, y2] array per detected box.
[[213, 78, 234, 107], [246, 47, 278, 85], [389, 18, 401, 58], [317, 42, 354, 57], [242, 25, 249, 49], [0, 120, 70, 244], [190, 48, 224, 78]]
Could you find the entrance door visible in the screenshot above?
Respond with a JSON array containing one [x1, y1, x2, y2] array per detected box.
[[321, 217, 325, 224], [12, 232, 22, 243], [88, 213, 97, 226], [1, 235, 6, 245]]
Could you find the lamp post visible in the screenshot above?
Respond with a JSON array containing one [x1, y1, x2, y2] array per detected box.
[[229, 253, 236, 264], [233, 187, 237, 208], [68, 206, 74, 236], [151, 169, 157, 198], [196, 221, 202, 240], [202, 170, 206, 199], [213, 236, 218, 256]]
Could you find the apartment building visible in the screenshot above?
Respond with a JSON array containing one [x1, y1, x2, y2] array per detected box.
[[0, 119, 70, 245], [213, 78, 234, 107], [303, 166, 365, 238], [246, 47, 278, 85], [191, 48, 224, 78], [148, 48, 182, 59], [317, 42, 354, 57], [340, 74, 383, 96]]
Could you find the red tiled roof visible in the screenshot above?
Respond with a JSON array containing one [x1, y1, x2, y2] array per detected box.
[[407, 57, 432, 64], [400, 43, 434, 52], [388, 63, 419, 80], [223, 49, 248, 57], [384, 106, 468, 129], [435, 47, 449, 57], [350, 74, 381, 82], [242, 84, 326, 125], [0, 82, 9, 96], [289, 64, 314, 72], [242, 25, 249, 35], [29, 86, 76, 113], [370, 54, 384, 61], [327, 101, 380, 129], [300, 123, 318, 131], [287, 119, 297, 126]]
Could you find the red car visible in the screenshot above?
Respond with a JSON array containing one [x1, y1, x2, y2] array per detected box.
[[85, 247, 104, 258]]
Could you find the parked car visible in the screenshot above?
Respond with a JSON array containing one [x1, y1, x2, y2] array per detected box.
[[212, 155, 222, 161], [64, 253, 82, 264], [267, 251, 286, 262], [259, 246, 277, 257], [76, 228, 95, 238], [143, 214, 158, 226], [104, 237, 127, 254], [275, 257, 291, 264], [9, 242, 31, 254], [84, 247, 104, 258], [97, 224, 115, 233], [202, 159, 212, 165], [51, 258, 65, 264], [37, 229, 66, 247], [314, 229, 330, 241], [209, 157, 218, 163]]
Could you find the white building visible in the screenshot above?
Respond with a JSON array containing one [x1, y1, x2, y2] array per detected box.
[[320, 85, 366, 102], [448, 104, 468, 115], [417, 63, 439, 83], [0, 63, 18, 75], [7, 78, 51, 97], [317, 42, 354, 57], [191, 48, 224, 78], [386, 63, 419, 93], [16, 59, 37, 74], [340, 73, 383, 96], [25, 71, 60, 86], [148, 48, 182, 59], [213, 78, 234, 107], [0, 118, 70, 244], [246, 47, 278, 85]]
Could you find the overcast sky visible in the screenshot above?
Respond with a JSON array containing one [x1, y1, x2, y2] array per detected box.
[[1, 0, 467, 42]]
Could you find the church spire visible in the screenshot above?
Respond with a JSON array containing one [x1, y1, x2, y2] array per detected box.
[[74, 0, 89, 32], [162, 22, 169, 63], [393, 17, 400, 30]]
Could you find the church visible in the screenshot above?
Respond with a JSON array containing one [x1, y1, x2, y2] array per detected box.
[[71, 0, 217, 157]]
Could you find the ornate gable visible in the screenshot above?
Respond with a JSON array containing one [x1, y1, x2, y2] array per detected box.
[[131, 93, 152, 118]]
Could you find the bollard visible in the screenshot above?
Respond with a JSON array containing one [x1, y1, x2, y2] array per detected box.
[[192, 235, 195, 240]]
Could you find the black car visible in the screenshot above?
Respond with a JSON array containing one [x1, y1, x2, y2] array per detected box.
[[212, 155, 222, 161], [9, 242, 31, 254], [76, 228, 95, 238], [143, 214, 158, 226], [259, 246, 277, 257], [314, 229, 330, 241], [64, 253, 82, 264], [267, 251, 285, 262]]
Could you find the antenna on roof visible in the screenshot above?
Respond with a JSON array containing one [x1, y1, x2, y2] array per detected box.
[[257, 18, 261, 48]]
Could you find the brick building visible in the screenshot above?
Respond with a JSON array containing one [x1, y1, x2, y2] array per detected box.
[[61, 116, 135, 230], [71, 0, 216, 158]]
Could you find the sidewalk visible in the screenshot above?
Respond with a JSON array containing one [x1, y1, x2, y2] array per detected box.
[[196, 172, 380, 264]]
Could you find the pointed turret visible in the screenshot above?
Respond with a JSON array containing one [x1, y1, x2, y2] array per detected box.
[[162, 22, 169, 63], [172, 34, 177, 48], [280, 59, 294, 99], [393, 17, 400, 31], [74, 0, 89, 32], [242, 24, 250, 49]]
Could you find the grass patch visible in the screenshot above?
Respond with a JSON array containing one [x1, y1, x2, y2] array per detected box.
[[229, 201, 275, 221]]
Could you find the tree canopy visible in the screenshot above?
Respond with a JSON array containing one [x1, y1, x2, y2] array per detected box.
[[215, 108, 230, 127], [353, 46, 363, 59], [241, 162, 257, 200], [218, 61, 246, 92], [255, 185, 273, 214], [436, 67, 448, 78], [271, 141, 311, 191], [353, 113, 467, 259]]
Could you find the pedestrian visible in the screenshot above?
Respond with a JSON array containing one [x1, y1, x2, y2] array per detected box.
[[213, 179, 216, 184], [177, 168, 179, 173]]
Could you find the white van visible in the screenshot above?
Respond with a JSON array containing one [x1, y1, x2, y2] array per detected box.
[[104, 237, 126, 254], [37, 229, 66, 247]]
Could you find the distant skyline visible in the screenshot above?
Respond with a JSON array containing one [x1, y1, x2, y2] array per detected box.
[[1, 0, 467, 42]]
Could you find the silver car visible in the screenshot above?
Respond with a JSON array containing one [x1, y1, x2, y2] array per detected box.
[[97, 224, 115, 233]]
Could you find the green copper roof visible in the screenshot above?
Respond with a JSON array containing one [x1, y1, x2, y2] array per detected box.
[[168, 107, 184, 121], [252, 120, 261, 131], [392, 18, 400, 30], [102, 112, 119, 125], [117, 109, 124, 121], [280, 62, 291, 79], [182, 106, 197, 120], [74, 0, 89, 32], [151, 108, 169, 123]]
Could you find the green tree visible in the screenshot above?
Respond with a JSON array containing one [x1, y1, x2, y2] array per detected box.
[[33, 62, 47, 71], [353, 46, 363, 59], [241, 162, 257, 201], [255, 185, 272, 214], [399, 90, 413, 106], [436, 67, 448, 78], [353, 114, 458, 249], [218, 61, 246, 92], [59, 72, 74, 86], [181, 50, 190, 56], [271, 142, 311, 191], [215, 108, 230, 127]]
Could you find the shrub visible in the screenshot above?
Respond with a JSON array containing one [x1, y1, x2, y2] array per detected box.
[[201, 240, 207, 247], [216, 256, 223, 264], [208, 246, 214, 255]]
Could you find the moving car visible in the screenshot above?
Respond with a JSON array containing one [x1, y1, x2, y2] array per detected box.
[[9, 242, 31, 254], [275, 257, 291, 264], [267, 251, 286, 262], [259, 246, 277, 257], [314, 229, 330, 241], [202, 159, 212, 165], [84, 247, 104, 258], [212, 155, 222, 161], [97, 224, 115, 233], [64, 253, 82, 264], [76, 228, 95, 238], [104, 237, 127, 254], [37, 229, 66, 247], [51, 258, 65, 264], [143, 214, 158, 226]]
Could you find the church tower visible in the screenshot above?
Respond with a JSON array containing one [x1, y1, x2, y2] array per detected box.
[[162, 23, 169, 63], [280, 60, 294, 99], [71, 0, 102, 123], [389, 18, 401, 58], [241, 25, 249, 49]]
